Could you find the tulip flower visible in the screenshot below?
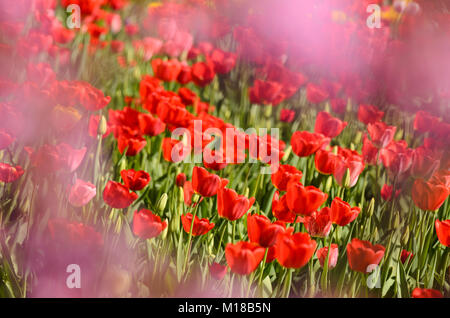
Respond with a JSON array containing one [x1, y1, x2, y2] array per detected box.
[[367, 121, 396, 149], [0, 163, 24, 183], [306, 83, 329, 104], [270, 164, 303, 191], [192, 166, 227, 197], [275, 231, 317, 268], [291, 131, 328, 158], [103, 181, 138, 209], [151, 58, 182, 82], [209, 262, 227, 280], [357, 104, 384, 125], [286, 181, 328, 216], [176, 173, 186, 187], [301, 207, 332, 237], [68, 179, 96, 207], [191, 61, 216, 87], [413, 111, 440, 134], [411, 288, 443, 298], [346, 238, 385, 273], [133, 209, 167, 239], [412, 179, 449, 211], [138, 113, 166, 137], [314, 111, 347, 139], [225, 241, 265, 275], [217, 186, 255, 221], [247, 214, 285, 248], [400, 250, 414, 264], [435, 219, 450, 247], [330, 197, 360, 226], [315, 149, 339, 175], [181, 213, 215, 236], [317, 244, 339, 269], [272, 191, 296, 223], [120, 169, 150, 191]]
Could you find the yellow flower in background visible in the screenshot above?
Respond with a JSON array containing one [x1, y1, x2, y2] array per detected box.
[[382, 6, 401, 22], [148, 1, 162, 8], [331, 10, 347, 24]]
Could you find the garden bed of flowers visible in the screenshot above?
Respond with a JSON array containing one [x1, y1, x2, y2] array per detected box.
[[0, 0, 449, 298]]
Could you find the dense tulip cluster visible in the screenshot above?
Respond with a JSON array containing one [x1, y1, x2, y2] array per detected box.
[[0, 0, 448, 299]]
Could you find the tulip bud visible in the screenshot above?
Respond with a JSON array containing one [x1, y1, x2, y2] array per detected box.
[[264, 105, 273, 118], [176, 173, 186, 187], [325, 175, 333, 193], [244, 187, 249, 198], [156, 193, 168, 213], [119, 158, 127, 172], [98, 115, 108, 135], [402, 226, 410, 245], [393, 213, 400, 228], [367, 198, 375, 217], [343, 168, 351, 188], [354, 131, 362, 146]]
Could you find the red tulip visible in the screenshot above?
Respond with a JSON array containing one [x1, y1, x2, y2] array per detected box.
[[151, 58, 181, 82], [103, 181, 138, 209], [291, 131, 328, 158], [138, 113, 166, 137], [276, 231, 317, 268], [367, 121, 396, 149], [0, 129, 14, 149], [306, 83, 329, 104], [315, 149, 338, 175], [270, 164, 303, 191], [192, 166, 227, 197], [400, 250, 414, 264], [333, 150, 365, 188], [209, 262, 227, 280], [357, 104, 384, 125], [210, 49, 236, 74], [316, 244, 339, 269], [178, 87, 198, 106], [177, 63, 192, 84], [272, 191, 296, 223], [411, 288, 443, 298], [286, 181, 328, 216], [380, 140, 413, 177], [411, 147, 440, 180], [68, 179, 96, 207], [217, 186, 255, 221], [380, 184, 400, 201], [120, 169, 150, 191], [301, 207, 332, 237], [162, 138, 190, 163], [176, 173, 186, 187], [411, 179, 449, 211], [249, 79, 283, 105], [280, 109, 295, 123], [225, 241, 265, 275], [181, 213, 215, 236], [314, 111, 347, 139], [247, 214, 285, 248], [362, 134, 379, 165], [133, 209, 167, 239], [435, 219, 450, 247], [346, 238, 385, 273], [0, 163, 24, 183], [414, 111, 440, 134], [117, 134, 146, 156], [191, 61, 216, 87], [330, 197, 360, 226], [183, 181, 195, 206]]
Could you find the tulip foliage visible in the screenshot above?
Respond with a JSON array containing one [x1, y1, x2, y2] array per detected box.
[[0, 0, 449, 299]]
